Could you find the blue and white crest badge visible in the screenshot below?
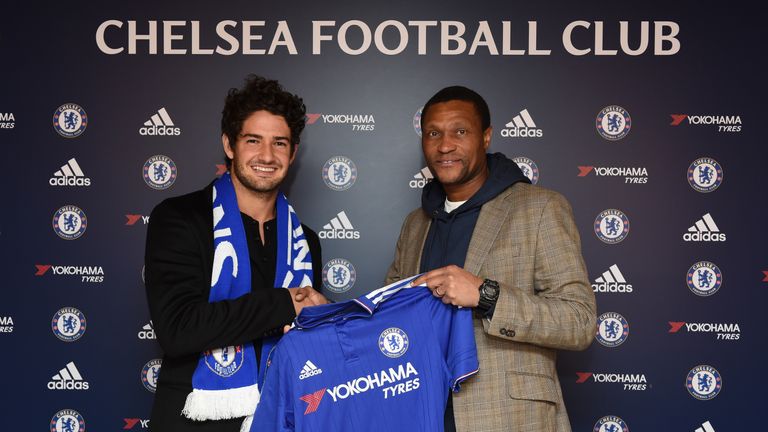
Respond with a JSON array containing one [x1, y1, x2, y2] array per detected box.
[[413, 106, 423, 137], [52, 307, 86, 342], [53, 205, 87, 240], [204, 345, 245, 377], [50, 409, 85, 432], [687, 261, 723, 296], [596, 312, 629, 348], [513, 156, 540, 184], [594, 209, 630, 244], [688, 157, 723, 193], [322, 258, 356, 293], [686, 365, 722, 400], [593, 415, 629, 432], [53, 103, 88, 138], [379, 327, 409, 358], [596, 105, 631, 140], [141, 359, 162, 393], [143, 155, 177, 190], [322, 156, 357, 191]]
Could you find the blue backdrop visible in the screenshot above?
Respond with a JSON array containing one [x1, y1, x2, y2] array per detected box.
[[1, 1, 764, 430]]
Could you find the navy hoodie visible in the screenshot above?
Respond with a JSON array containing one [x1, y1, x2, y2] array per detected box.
[[419, 152, 531, 273]]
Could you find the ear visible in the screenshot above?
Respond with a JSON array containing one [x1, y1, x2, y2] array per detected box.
[[288, 143, 298, 165], [222, 134, 235, 160], [483, 126, 492, 150]]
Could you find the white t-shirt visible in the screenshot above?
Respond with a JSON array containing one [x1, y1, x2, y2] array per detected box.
[[444, 199, 467, 213]]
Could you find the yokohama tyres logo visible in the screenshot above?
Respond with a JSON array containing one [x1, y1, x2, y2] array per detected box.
[[300, 388, 326, 415]]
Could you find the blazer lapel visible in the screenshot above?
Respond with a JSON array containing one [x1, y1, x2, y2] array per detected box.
[[463, 188, 514, 275], [410, 212, 432, 275]]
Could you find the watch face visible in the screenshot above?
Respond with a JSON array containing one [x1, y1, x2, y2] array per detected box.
[[482, 281, 499, 300]]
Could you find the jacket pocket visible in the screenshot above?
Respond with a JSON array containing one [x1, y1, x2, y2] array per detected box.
[[505, 371, 558, 404]]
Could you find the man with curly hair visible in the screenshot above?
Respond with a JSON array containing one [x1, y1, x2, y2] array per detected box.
[[145, 75, 328, 431]]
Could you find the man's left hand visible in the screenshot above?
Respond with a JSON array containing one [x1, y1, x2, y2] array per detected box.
[[412, 265, 482, 307]]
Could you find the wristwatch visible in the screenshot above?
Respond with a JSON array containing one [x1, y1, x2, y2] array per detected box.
[[476, 279, 500, 314]]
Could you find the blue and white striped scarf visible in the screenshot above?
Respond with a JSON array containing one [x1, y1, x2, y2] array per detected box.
[[182, 172, 313, 429]]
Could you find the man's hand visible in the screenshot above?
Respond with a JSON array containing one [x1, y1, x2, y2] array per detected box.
[[287, 286, 329, 315], [412, 265, 482, 307]]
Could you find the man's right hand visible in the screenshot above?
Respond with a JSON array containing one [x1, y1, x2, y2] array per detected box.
[[287, 286, 329, 315]]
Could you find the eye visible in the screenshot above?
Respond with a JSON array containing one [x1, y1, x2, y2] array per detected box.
[[427, 130, 440, 138], [456, 128, 467, 135], [274, 140, 289, 147]]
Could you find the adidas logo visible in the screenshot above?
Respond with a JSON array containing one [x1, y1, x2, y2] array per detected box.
[[49, 158, 91, 187], [299, 360, 323, 380], [695, 421, 715, 432], [500, 108, 543, 138], [592, 264, 633, 293], [409, 167, 434, 189], [138, 321, 156, 340], [139, 107, 181, 136], [683, 213, 726, 242], [48, 361, 90, 390], [319, 211, 360, 240]]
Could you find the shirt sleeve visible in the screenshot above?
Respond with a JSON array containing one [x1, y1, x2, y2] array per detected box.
[[251, 343, 295, 431], [426, 290, 479, 392]]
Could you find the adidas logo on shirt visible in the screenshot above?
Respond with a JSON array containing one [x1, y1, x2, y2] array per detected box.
[[138, 321, 156, 340], [695, 421, 716, 432], [500, 109, 543, 138], [683, 213, 726, 242], [409, 167, 434, 189], [49, 158, 91, 187], [139, 107, 181, 136], [299, 360, 323, 380], [319, 211, 360, 240], [592, 265, 633, 293], [48, 361, 90, 390]]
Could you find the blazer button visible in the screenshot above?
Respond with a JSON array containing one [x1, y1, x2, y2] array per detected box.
[[500, 328, 508, 336], [508, 329, 516, 337]]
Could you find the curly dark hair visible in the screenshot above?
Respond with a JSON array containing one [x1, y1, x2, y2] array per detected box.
[[221, 75, 306, 164]]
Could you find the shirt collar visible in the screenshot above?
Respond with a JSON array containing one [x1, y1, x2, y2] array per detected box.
[[294, 275, 423, 329]]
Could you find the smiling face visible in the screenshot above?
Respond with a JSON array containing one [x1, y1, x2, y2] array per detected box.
[[223, 110, 296, 195], [421, 100, 491, 201]]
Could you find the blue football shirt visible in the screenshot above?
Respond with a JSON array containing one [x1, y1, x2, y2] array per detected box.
[[250, 276, 479, 431]]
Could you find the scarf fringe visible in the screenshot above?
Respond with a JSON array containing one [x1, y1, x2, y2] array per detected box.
[[181, 384, 260, 421]]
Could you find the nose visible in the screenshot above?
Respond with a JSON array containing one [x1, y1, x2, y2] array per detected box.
[[255, 140, 277, 163], [437, 135, 456, 154]]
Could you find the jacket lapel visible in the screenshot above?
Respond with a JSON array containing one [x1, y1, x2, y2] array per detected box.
[[463, 188, 514, 275]]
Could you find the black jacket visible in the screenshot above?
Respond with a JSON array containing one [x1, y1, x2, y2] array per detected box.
[[144, 183, 322, 431]]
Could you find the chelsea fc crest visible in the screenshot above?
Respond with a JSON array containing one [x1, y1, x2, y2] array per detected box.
[[143, 155, 177, 190], [52, 205, 87, 240], [687, 157, 723, 193], [51, 307, 86, 342], [378, 327, 409, 358], [512, 156, 540, 184], [413, 106, 423, 137], [204, 345, 245, 377], [322, 156, 357, 191], [596, 312, 629, 348], [686, 365, 722, 400], [594, 209, 630, 244], [53, 103, 88, 138], [141, 359, 162, 393], [596, 105, 631, 140], [593, 415, 629, 432], [50, 409, 85, 432]]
